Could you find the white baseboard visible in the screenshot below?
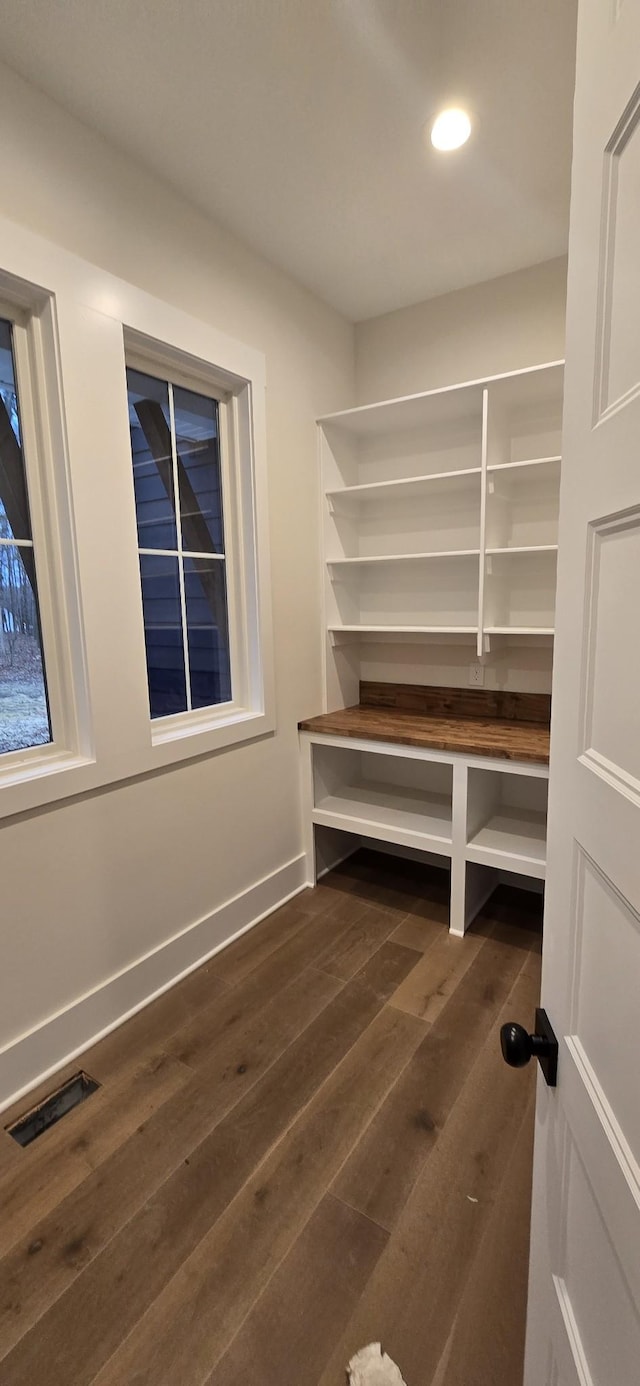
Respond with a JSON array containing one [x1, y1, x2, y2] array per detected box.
[[0, 853, 307, 1115]]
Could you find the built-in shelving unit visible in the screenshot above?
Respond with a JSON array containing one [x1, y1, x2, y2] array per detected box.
[[300, 728, 549, 935], [302, 360, 562, 933], [319, 360, 563, 699]]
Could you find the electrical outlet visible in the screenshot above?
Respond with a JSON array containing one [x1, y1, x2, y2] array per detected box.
[[468, 662, 485, 687]]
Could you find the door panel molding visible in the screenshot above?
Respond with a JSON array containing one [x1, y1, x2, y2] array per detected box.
[[553, 1275, 595, 1386], [564, 1041, 640, 1305], [580, 507, 640, 801], [594, 80, 640, 422]]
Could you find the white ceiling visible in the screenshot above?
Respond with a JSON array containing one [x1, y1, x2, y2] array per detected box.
[[0, 0, 577, 321]]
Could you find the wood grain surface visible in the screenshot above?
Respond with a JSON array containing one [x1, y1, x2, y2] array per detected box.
[[0, 850, 541, 1386], [299, 702, 550, 762], [360, 681, 551, 724]]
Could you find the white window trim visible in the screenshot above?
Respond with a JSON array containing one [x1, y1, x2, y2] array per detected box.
[[0, 216, 274, 821], [0, 279, 92, 793], [124, 334, 260, 742]]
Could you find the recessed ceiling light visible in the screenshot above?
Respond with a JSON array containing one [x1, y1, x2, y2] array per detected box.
[[430, 108, 472, 152]]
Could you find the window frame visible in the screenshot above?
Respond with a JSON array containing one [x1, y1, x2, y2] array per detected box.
[[124, 329, 270, 748], [0, 280, 90, 788]]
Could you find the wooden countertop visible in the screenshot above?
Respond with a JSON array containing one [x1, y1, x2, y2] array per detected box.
[[299, 704, 550, 764]]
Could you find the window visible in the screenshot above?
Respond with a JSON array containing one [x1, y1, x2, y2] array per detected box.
[[0, 315, 51, 755], [126, 367, 232, 720], [122, 320, 273, 763], [0, 226, 271, 819]]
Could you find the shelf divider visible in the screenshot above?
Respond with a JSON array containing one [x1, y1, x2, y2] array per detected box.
[[477, 387, 489, 659]]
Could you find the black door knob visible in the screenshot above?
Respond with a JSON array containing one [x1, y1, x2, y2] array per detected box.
[[500, 1009, 558, 1087], [500, 1021, 535, 1067]]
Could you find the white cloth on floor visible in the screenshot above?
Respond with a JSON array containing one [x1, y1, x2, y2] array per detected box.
[[347, 1343, 407, 1385]]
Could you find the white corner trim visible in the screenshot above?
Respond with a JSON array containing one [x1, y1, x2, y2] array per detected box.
[[0, 853, 307, 1114]]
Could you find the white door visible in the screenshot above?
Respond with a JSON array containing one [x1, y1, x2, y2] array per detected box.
[[522, 1, 640, 1382]]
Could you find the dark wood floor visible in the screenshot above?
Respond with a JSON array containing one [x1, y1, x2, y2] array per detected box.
[[0, 849, 541, 1386]]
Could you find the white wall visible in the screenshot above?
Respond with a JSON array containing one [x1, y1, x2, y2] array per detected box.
[[0, 64, 354, 1107], [355, 257, 567, 403]]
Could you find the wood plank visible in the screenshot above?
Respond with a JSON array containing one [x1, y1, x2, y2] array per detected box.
[[332, 928, 535, 1230], [331, 857, 424, 917], [390, 908, 447, 951], [316, 964, 540, 1386], [431, 1089, 535, 1386], [81, 961, 228, 1081], [0, 945, 419, 1380], [326, 863, 418, 919], [359, 680, 551, 725], [205, 900, 311, 986], [0, 966, 340, 1358], [88, 883, 374, 1082], [388, 862, 450, 952], [312, 902, 407, 981], [205, 1193, 387, 1386], [390, 926, 485, 1023], [190, 965, 341, 1104], [299, 704, 550, 763], [164, 902, 372, 1071], [0, 1051, 191, 1258], [348, 942, 420, 998], [0, 1129, 21, 1176], [91, 1006, 426, 1386], [293, 859, 376, 916]]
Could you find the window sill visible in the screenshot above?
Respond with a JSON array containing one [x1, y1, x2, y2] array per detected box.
[[0, 706, 275, 821], [151, 701, 245, 745], [148, 705, 273, 761]]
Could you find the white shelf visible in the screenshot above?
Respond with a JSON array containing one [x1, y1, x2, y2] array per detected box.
[[326, 467, 481, 503], [328, 549, 480, 567], [318, 383, 485, 438], [466, 807, 547, 878], [486, 545, 558, 556], [314, 779, 452, 854], [484, 626, 554, 636], [329, 624, 479, 636], [487, 455, 561, 474], [318, 361, 563, 438]]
